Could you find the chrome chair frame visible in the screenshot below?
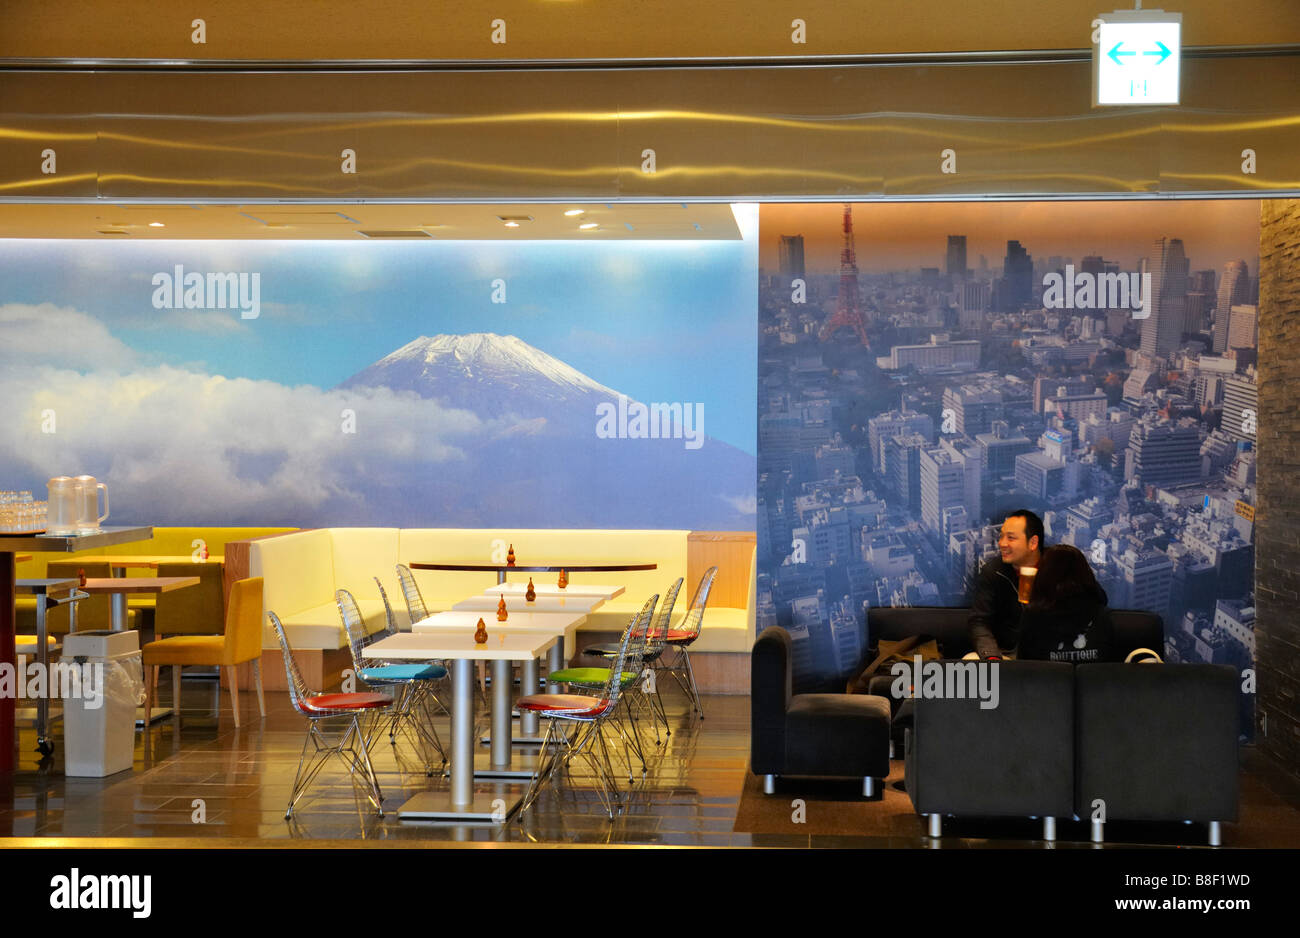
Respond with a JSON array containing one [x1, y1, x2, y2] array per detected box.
[[656, 567, 718, 719], [517, 595, 656, 820], [561, 594, 662, 779], [337, 589, 448, 776], [397, 563, 490, 703], [395, 563, 429, 623], [269, 610, 391, 819], [584, 577, 683, 744]]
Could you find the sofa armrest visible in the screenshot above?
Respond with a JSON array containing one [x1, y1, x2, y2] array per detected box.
[[751, 627, 793, 774]]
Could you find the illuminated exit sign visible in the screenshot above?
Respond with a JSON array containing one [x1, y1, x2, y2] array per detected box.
[[1093, 9, 1182, 106]]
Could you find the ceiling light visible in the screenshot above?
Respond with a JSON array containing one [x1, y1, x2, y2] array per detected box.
[[149, 222, 165, 228], [564, 209, 585, 217], [579, 223, 598, 230], [504, 221, 520, 228]]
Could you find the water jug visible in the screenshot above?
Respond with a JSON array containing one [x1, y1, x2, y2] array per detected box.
[[46, 476, 78, 536], [74, 475, 109, 535]]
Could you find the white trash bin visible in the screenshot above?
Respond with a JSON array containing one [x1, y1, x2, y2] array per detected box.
[[62, 630, 146, 778]]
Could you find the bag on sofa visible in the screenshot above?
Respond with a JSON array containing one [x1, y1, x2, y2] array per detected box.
[[847, 635, 941, 694]]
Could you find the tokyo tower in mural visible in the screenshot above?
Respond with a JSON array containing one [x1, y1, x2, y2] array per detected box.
[[818, 203, 870, 347]]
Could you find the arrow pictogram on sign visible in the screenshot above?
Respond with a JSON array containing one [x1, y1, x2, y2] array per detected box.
[[1108, 41, 1171, 66]]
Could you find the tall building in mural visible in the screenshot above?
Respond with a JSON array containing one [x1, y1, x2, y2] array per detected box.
[[779, 235, 806, 281], [1214, 260, 1252, 352], [1000, 240, 1034, 310], [946, 235, 968, 281], [1227, 304, 1258, 353], [818, 204, 869, 347], [1140, 237, 1189, 359], [757, 201, 1258, 738]]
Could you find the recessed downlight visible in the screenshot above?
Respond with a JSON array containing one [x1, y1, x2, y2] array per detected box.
[[579, 222, 598, 230], [564, 209, 585, 217], [504, 221, 520, 228], [149, 222, 165, 228]]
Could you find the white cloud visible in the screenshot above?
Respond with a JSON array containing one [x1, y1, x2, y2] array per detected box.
[[1, 364, 487, 522], [117, 306, 251, 335], [0, 303, 139, 371], [721, 494, 757, 515]]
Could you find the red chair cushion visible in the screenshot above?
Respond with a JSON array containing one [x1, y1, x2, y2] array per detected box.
[[517, 693, 608, 717], [303, 692, 391, 712], [665, 629, 698, 643]]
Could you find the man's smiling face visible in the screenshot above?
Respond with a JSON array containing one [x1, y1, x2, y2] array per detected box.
[[999, 515, 1039, 567]]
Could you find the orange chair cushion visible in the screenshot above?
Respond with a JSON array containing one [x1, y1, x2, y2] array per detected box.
[[303, 692, 391, 712]]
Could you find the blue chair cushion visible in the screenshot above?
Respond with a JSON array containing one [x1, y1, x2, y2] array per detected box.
[[361, 664, 447, 682]]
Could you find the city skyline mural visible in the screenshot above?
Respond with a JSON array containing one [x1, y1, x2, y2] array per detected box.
[[757, 200, 1261, 737]]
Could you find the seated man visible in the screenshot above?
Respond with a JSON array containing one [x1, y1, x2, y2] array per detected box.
[[967, 509, 1044, 660]]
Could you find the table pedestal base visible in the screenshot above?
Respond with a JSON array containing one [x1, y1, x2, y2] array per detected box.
[[472, 749, 544, 780], [481, 716, 547, 747], [396, 789, 519, 823]]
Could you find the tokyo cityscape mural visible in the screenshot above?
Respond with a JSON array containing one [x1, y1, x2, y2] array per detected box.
[[756, 200, 1261, 736]]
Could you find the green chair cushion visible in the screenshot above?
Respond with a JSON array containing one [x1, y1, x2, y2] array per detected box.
[[548, 667, 638, 687]]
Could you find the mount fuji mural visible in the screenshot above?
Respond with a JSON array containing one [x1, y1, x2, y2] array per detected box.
[[334, 333, 755, 528], [0, 234, 757, 531], [341, 333, 621, 429]]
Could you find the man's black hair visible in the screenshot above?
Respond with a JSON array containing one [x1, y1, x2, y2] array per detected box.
[[1004, 508, 1045, 550]]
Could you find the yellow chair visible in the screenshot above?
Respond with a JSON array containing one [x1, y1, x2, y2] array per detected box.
[[143, 577, 266, 727]]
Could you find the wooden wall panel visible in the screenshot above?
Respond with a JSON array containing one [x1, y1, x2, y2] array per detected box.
[[688, 531, 756, 609]]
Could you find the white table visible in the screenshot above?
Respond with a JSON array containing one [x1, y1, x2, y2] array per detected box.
[[410, 610, 585, 732], [415, 609, 585, 697], [489, 582, 626, 600], [364, 631, 557, 822], [452, 594, 604, 615]]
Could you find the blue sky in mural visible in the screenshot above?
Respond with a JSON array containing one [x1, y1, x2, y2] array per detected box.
[[0, 229, 757, 454]]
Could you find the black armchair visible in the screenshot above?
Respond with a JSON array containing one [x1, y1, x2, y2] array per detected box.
[[752, 626, 891, 796]]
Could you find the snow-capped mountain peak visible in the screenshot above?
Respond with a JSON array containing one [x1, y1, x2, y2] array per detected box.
[[338, 333, 624, 422]]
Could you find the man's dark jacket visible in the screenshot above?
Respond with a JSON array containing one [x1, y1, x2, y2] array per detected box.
[[967, 558, 1025, 658]]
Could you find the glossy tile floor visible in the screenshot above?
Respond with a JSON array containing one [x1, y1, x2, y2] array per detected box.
[[2, 675, 1297, 848]]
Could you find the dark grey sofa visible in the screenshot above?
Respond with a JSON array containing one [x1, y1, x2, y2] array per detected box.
[[1075, 663, 1239, 845], [904, 660, 1075, 841], [905, 661, 1240, 844]]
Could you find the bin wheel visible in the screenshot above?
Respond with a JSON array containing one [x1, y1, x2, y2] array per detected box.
[[36, 738, 54, 756]]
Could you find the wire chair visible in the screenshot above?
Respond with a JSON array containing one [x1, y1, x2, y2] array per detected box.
[[377, 574, 452, 718], [656, 566, 717, 719], [395, 564, 429, 624], [549, 592, 660, 779], [515, 594, 657, 820], [583, 576, 683, 744], [269, 610, 392, 819], [336, 589, 449, 775], [374, 577, 410, 633]]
